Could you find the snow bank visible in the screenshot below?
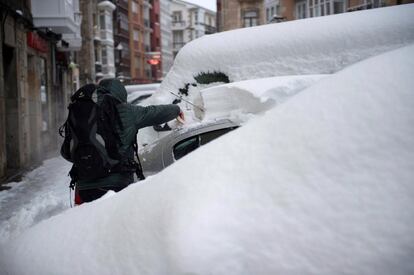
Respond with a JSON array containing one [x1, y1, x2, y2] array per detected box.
[[159, 5, 414, 101], [1, 42, 413, 275], [200, 74, 327, 120]]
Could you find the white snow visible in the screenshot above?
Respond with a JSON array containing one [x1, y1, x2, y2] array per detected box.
[[157, 4, 414, 105], [1, 39, 413, 275], [0, 157, 71, 243], [199, 74, 328, 120], [139, 5, 414, 145]]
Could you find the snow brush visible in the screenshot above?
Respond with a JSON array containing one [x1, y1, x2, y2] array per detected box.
[[170, 92, 205, 113]]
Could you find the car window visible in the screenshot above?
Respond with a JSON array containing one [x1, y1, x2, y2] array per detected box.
[[173, 136, 200, 160], [199, 127, 237, 145], [131, 94, 152, 105], [172, 127, 238, 160]]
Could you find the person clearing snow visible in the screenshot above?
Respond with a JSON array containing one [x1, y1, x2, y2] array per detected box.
[[60, 79, 184, 204]]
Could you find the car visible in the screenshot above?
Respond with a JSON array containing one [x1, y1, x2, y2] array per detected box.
[[139, 119, 240, 176], [127, 90, 154, 105]]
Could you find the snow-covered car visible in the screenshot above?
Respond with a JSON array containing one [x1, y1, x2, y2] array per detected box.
[[140, 119, 239, 176], [127, 90, 154, 105]]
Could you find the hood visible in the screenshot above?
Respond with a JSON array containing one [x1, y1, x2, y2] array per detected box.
[[99, 79, 128, 103]]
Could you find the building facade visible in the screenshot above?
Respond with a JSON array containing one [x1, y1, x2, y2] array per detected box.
[[217, 0, 265, 32], [160, 0, 174, 78], [79, 0, 116, 84], [114, 0, 131, 82], [0, 0, 80, 182], [150, 0, 162, 81], [292, 0, 414, 20], [129, 0, 146, 83], [171, 0, 217, 57]]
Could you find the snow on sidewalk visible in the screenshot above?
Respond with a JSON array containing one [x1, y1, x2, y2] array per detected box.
[[0, 157, 71, 243]]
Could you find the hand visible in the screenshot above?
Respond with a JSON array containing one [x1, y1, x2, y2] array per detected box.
[[177, 110, 185, 124]]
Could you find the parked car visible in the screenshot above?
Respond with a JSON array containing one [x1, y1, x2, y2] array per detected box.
[[139, 119, 240, 176], [127, 90, 154, 105]]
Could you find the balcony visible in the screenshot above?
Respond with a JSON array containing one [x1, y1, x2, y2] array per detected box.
[[31, 0, 81, 34], [205, 25, 217, 34], [173, 42, 185, 51], [58, 32, 82, 51], [172, 21, 186, 30]]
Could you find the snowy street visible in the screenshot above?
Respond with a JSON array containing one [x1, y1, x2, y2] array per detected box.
[[1, 4, 414, 275], [0, 157, 71, 243]]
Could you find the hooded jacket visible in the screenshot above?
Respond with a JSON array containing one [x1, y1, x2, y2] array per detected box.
[[76, 79, 180, 190]]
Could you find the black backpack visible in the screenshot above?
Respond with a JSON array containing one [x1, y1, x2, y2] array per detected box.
[[59, 84, 145, 188]]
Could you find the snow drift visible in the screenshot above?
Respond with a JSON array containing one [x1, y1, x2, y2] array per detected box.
[[1, 41, 413, 275], [158, 4, 414, 101]]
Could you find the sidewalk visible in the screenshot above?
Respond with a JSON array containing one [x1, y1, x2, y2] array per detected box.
[[0, 157, 72, 243]]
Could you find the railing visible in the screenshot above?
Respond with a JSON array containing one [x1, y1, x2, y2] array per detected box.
[[204, 25, 216, 34], [172, 21, 186, 28], [173, 42, 185, 50]]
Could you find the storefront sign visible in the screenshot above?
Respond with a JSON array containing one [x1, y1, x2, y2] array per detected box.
[[27, 32, 48, 53]]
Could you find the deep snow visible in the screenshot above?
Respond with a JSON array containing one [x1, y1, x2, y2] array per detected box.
[[1, 42, 413, 275]]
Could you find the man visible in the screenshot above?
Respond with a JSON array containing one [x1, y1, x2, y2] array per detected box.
[[76, 79, 183, 203]]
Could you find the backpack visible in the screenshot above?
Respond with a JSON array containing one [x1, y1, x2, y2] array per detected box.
[[59, 84, 145, 189]]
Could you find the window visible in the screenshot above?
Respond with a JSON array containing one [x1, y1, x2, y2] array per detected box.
[[135, 56, 141, 71], [100, 14, 105, 30], [266, 8, 270, 22], [173, 128, 238, 160], [173, 136, 199, 160], [173, 30, 183, 43], [172, 11, 182, 22], [194, 11, 198, 24], [333, 0, 345, 14], [243, 10, 259, 27], [296, 2, 307, 19], [133, 29, 139, 41], [102, 48, 107, 64], [132, 2, 138, 13], [119, 13, 129, 31]]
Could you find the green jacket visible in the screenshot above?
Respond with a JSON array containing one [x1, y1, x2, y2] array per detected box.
[[77, 79, 180, 190]]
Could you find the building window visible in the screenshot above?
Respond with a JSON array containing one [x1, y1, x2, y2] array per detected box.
[[135, 56, 141, 71], [119, 13, 129, 31], [100, 13, 105, 30], [132, 1, 138, 13], [173, 30, 183, 43], [194, 11, 198, 24], [243, 10, 258, 27], [172, 11, 182, 22], [133, 29, 139, 41], [333, 0, 345, 14], [296, 1, 307, 19]]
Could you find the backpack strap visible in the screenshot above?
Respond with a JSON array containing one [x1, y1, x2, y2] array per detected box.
[[133, 138, 145, 181]]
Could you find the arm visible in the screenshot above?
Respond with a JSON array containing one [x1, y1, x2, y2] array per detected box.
[[133, 104, 181, 129]]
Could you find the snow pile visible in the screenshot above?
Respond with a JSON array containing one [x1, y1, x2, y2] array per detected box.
[[199, 74, 327, 120], [139, 5, 414, 144], [1, 42, 413, 274], [0, 157, 71, 243], [158, 5, 414, 102]]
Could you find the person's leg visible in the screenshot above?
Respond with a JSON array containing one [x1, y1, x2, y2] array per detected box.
[[78, 188, 108, 203]]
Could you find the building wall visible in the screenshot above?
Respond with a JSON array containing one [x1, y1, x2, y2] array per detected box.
[[0, 2, 75, 182], [218, 0, 265, 32], [150, 0, 162, 81], [160, 0, 174, 78], [129, 0, 145, 82], [172, 0, 216, 57]]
